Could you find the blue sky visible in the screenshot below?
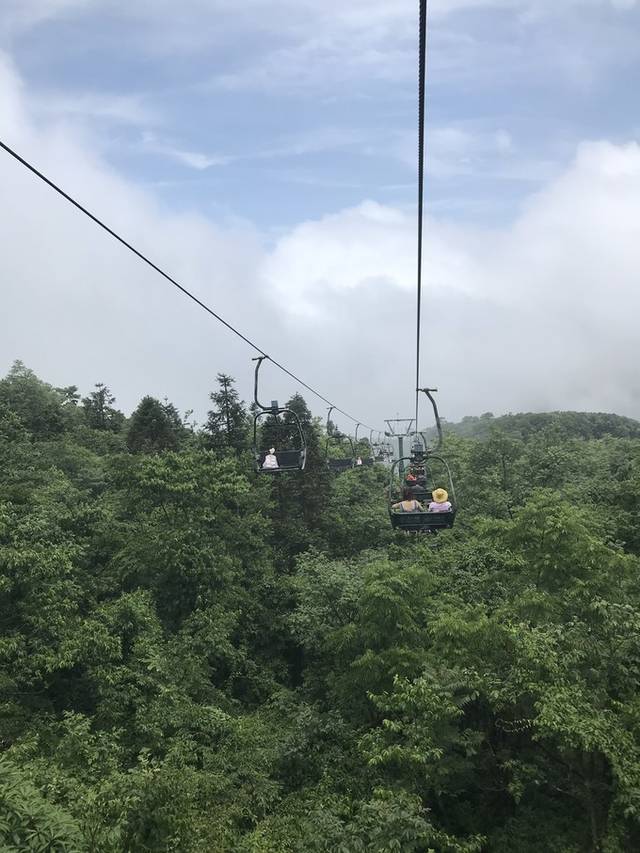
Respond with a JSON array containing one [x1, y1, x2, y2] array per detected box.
[[1, 0, 640, 426]]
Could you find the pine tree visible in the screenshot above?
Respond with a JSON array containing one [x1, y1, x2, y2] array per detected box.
[[127, 396, 179, 453], [161, 398, 190, 443], [204, 373, 248, 454], [81, 383, 125, 432]]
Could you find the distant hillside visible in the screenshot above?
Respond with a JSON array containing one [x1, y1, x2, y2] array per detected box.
[[439, 411, 640, 441]]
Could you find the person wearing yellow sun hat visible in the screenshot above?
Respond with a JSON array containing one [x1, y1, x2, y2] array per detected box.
[[428, 487, 452, 513]]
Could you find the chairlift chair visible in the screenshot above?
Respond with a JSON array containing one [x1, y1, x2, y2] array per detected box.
[[325, 406, 356, 472], [252, 357, 307, 473], [354, 423, 374, 468], [389, 454, 456, 533], [388, 388, 457, 533]]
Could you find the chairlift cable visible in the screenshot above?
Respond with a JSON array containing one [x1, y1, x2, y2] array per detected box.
[[387, 3, 458, 533], [415, 0, 428, 438], [0, 138, 377, 432]]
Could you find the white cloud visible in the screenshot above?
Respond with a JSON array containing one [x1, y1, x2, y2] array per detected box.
[[257, 127, 365, 160], [1, 51, 640, 426], [263, 201, 418, 317], [140, 132, 232, 169], [127, 127, 361, 173], [260, 140, 640, 419], [391, 124, 554, 184], [200, 0, 639, 94], [0, 53, 271, 419], [7, 0, 635, 97]]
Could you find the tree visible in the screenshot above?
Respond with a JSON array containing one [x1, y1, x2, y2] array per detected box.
[[4, 358, 640, 850], [320, 467, 392, 557], [81, 382, 125, 432], [126, 396, 180, 453], [264, 394, 334, 559], [55, 385, 81, 406], [204, 373, 248, 454], [0, 759, 83, 851], [0, 360, 66, 438]]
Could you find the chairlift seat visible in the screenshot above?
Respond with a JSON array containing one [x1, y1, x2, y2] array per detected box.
[[257, 449, 306, 472], [328, 458, 355, 473], [390, 508, 456, 532]]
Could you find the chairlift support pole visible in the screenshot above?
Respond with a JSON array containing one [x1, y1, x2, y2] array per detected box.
[[384, 418, 415, 436], [385, 418, 415, 476]]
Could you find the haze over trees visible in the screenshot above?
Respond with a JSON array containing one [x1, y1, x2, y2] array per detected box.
[[1, 361, 640, 851]]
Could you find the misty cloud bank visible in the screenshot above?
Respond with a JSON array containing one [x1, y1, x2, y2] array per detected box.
[[1, 52, 639, 431]]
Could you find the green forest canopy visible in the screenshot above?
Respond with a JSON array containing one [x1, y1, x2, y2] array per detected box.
[[1, 360, 640, 852]]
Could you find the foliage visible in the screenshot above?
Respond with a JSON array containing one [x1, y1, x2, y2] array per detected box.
[[81, 383, 125, 433], [2, 363, 640, 850], [205, 373, 249, 455], [0, 360, 68, 438], [0, 758, 83, 852], [126, 396, 185, 453]]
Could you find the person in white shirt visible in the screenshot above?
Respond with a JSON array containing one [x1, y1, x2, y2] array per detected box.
[[428, 487, 452, 512], [262, 447, 279, 469]]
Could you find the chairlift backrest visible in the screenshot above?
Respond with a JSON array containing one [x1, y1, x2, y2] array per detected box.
[[328, 457, 355, 473]]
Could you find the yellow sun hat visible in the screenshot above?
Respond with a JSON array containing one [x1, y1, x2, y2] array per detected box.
[[432, 488, 449, 503]]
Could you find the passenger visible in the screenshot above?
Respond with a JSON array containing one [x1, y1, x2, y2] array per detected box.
[[392, 488, 425, 513], [428, 488, 452, 512], [262, 447, 279, 469]]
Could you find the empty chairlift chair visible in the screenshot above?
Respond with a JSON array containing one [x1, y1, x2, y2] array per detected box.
[[353, 424, 375, 468], [325, 406, 356, 472]]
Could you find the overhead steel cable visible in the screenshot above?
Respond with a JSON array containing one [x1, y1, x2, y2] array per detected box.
[[415, 0, 428, 437], [0, 138, 376, 432]]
